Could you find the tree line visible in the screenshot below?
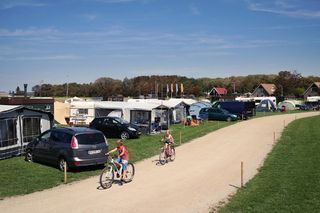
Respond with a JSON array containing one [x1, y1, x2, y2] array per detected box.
[[27, 71, 319, 100]]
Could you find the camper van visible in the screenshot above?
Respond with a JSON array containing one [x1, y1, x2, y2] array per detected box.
[[236, 96, 276, 106], [213, 101, 256, 120]]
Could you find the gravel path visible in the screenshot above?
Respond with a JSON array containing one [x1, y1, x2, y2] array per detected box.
[[1, 112, 318, 213]]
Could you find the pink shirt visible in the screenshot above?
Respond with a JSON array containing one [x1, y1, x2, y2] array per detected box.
[[117, 145, 129, 161]]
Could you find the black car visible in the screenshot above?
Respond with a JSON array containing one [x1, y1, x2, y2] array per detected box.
[[89, 116, 141, 140], [25, 127, 108, 171]]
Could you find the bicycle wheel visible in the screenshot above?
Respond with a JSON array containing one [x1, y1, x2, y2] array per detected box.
[[169, 147, 176, 161], [159, 148, 166, 165], [122, 163, 135, 183], [100, 165, 114, 189]]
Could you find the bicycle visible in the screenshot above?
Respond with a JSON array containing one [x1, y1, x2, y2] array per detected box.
[[159, 143, 175, 165], [99, 155, 135, 189]]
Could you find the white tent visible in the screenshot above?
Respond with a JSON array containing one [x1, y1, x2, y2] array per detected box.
[[278, 100, 296, 111], [128, 98, 196, 123]]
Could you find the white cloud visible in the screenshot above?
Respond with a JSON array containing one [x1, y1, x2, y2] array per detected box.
[[83, 14, 98, 21], [0, 26, 296, 61], [189, 4, 200, 15], [0, 27, 58, 37], [246, 0, 320, 18], [0, 0, 46, 10], [0, 55, 82, 61]]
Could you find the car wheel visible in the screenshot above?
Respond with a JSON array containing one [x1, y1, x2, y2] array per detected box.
[[25, 149, 33, 162], [120, 131, 130, 140], [58, 158, 68, 171], [226, 117, 231, 122]]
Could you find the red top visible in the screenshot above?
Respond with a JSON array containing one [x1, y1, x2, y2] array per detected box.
[[117, 145, 129, 161]]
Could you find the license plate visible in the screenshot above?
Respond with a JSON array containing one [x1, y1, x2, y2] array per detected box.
[[88, 149, 101, 155]]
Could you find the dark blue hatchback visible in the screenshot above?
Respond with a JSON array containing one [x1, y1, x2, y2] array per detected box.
[[199, 107, 238, 122], [25, 127, 108, 171]]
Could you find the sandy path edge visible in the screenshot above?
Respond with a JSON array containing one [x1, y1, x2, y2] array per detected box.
[[1, 112, 319, 213]]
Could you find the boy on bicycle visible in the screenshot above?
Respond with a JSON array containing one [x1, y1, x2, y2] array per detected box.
[[161, 130, 174, 156], [107, 139, 129, 180]]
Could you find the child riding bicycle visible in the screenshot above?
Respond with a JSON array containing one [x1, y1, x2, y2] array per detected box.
[[161, 130, 174, 156], [107, 139, 129, 180]]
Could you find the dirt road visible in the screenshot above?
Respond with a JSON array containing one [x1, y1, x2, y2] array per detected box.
[[1, 112, 319, 213]]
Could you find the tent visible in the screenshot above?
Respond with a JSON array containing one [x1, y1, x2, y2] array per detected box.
[[128, 98, 196, 124], [256, 99, 277, 112], [0, 105, 53, 159], [189, 101, 212, 119], [278, 100, 296, 111]]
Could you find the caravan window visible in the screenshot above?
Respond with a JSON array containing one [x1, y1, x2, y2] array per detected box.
[[78, 109, 88, 115], [23, 117, 41, 143], [0, 119, 18, 148], [131, 110, 150, 124], [174, 107, 186, 123]]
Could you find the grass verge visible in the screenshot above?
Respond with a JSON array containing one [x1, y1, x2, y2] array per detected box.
[[217, 115, 320, 212], [0, 120, 232, 199]]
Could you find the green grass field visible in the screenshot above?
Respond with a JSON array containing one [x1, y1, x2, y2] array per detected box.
[[218, 115, 320, 212], [0, 120, 232, 199]]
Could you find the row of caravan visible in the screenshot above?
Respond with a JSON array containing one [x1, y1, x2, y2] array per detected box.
[[1, 99, 210, 160], [67, 99, 200, 128]]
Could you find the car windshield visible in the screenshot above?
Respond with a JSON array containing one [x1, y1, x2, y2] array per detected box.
[[200, 108, 209, 113], [113, 117, 129, 124]]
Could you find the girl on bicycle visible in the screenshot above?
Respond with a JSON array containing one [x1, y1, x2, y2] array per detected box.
[[107, 139, 129, 180], [161, 130, 174, 155]]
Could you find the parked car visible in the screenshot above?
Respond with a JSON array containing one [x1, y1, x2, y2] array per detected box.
[[25, 127, 108, 171], [89, 116, 141, 139], [297, 104, 311, 111], [199, 107, 238, 122], [302, 102, 320, 111]]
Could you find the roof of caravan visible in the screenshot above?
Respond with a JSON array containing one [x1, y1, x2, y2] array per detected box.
[[190, 101, 212, 107], [95, 101, 163, 111], [166, 98, 197, 106], [127, 98, 196, 108], [69, 101, 96, 108], [0, 105, 22, 113], [0, 105, 53, 119], [70, 101, 167, 111]]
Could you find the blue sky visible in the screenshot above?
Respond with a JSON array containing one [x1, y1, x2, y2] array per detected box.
[[0, 0, 320, 92]]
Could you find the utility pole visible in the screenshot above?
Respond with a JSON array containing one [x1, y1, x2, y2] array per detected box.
[[66, 75, 69, 98]]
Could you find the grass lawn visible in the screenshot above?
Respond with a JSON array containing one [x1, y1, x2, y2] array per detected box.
[[0, 120, 233, 199], [255, 110, 305, 118], [218, 115, 320, 212]]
